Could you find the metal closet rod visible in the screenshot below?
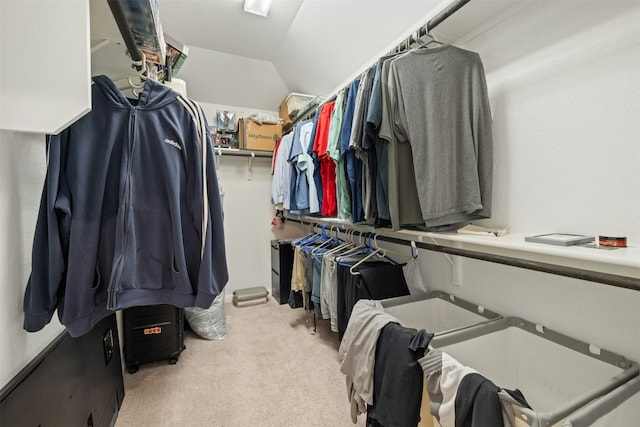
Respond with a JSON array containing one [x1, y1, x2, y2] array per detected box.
[[214, 148, 272, 158], [107, 0, 145, 70], [289, 218, 640, 292], [427, 0, 472, 32]]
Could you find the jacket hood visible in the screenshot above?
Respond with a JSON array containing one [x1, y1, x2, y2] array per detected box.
[[92, 75, 178, 109]]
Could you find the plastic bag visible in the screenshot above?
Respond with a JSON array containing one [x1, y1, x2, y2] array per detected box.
[[216, 111, 238, 132], [185, 291, 226, 340]]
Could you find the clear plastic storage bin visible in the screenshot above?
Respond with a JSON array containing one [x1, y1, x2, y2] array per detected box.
[[281, 93, 315, 117], [429, 317, 639, 427]]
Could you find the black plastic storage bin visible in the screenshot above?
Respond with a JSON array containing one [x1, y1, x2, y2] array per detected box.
[[123, 304, 185, 374]]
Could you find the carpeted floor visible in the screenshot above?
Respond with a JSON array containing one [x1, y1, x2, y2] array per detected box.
[[115, 298, 365, 426]]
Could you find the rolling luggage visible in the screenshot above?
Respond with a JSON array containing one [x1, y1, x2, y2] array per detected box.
[[123, 304, 185, 374]]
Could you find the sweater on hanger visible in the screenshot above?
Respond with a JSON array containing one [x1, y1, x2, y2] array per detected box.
[[24, 75, 229, 337]]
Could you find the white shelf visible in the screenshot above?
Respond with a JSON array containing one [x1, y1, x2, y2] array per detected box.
[[290, 216, 640, 285], [395, 230, 640, 279]]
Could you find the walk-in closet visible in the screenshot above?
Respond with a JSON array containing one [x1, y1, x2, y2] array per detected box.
[[1, 0, 639, 426]]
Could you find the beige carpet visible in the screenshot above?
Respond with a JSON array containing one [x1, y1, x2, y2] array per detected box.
[[115, 298, 366, 427]]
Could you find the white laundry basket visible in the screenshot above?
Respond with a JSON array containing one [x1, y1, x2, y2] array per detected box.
[[429, 317, 639, 427], [380, 291, 501, 335], [562, 374, 640, 426]]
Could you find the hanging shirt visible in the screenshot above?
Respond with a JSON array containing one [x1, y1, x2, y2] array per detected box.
[[313, 101, 337, 216], [341, 79, 364, 223], [288, 120, 316, 212], [386, 45, 493, 228], [348, 67, 377, 223], [307, 109, 323, 210], [271, 132, 295, 209], [379, 53, 425, 230], [365, 53, 402, 225], [297, 120, 319, 213], [288, 123, 305, 212], [327, 90, 351, 220]]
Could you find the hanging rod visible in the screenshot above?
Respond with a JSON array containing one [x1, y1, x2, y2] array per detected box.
[[107, 0, 145, 70], [214, 148, 272, 159], [426, 0, 472, 32], [287, 217, 640, 292]]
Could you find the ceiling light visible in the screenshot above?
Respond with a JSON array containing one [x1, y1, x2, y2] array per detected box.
[[244, 0, 272, 17]]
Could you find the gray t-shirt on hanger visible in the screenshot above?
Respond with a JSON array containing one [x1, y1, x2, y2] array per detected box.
[[386, 45, 493, 228]]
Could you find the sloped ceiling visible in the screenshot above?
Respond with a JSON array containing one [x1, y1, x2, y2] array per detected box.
[[159, 0, 445, 95], [90, 0, 529, 109], [92, 1, 449, 97]]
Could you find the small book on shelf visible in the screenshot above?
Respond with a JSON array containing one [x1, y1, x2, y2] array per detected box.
[[524, 233, 594, 246], [457, 224, 508, 237]]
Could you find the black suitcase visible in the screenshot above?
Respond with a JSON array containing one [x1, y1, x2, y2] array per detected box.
[[123, 304, 185, 374]]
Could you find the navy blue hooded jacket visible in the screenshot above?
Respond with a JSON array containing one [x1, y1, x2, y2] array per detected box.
[[24, 75, 229, 337]]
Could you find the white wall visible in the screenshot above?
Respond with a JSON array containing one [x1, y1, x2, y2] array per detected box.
[[0, 131, 65, 387], [392, 1, 640, 365], [467, 1, 640, 241], [198, 102, 302, 299], [281, 1, 640, 370]]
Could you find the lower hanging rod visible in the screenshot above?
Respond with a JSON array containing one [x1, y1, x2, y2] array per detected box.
[[287, 218, 640, 292]]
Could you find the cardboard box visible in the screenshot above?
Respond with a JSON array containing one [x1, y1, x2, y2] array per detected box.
[[239, 119, 282, 152], [279, 101, 293, 128]]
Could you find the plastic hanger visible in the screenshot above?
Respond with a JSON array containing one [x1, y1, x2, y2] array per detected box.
[[323, 229, 358, 257], [334, 230, 369, 263], [292, 224, 319, 246], [112, 53, 149, 97], [349, 244, 386, 275], [311, 226, 339, 254], [300, 224, 330, 250], [370, 233, 412, 262], [348, 233, 402, 275], [416, 29, 443, 48]]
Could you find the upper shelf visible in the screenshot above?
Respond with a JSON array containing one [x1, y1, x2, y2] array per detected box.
[[396, 230, 640, 278], [288, 215, 640, 289]]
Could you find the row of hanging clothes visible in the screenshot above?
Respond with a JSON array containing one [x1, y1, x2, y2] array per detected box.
[[271, 30, 493, 231], [287, 225, 429, 340]]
